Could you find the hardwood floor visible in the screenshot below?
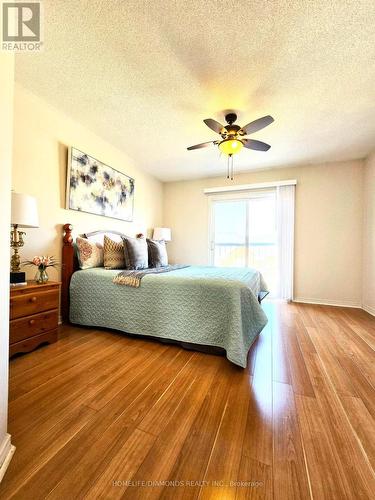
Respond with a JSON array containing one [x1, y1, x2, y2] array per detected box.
[[1, 302, 374, 499]]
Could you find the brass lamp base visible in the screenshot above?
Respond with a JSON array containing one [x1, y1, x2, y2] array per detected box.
[[10, 224, 26, 273]]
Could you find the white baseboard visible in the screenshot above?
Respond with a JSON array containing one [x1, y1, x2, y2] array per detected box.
[[293, 297, 362, 308], [0, 434, 15, 483], [293, 297, 375, 317], [362, 304, 375, 317]]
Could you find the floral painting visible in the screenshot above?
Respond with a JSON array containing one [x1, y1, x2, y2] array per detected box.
[[66, 147, 134, 221]]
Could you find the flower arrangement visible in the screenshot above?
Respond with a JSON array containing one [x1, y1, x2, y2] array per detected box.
[[23, 256, 59, 284]]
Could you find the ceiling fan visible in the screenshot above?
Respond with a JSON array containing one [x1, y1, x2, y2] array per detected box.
[[187, 112, 274, 179]]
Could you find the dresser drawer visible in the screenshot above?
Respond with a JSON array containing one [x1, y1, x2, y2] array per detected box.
[[10, 309, 58, 344], [9, 329, 58, 357], [10, 289, 59, 320]]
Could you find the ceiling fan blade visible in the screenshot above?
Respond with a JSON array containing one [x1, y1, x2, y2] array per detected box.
[[243, 139, 271, 151], [187, 141, 216, 151], [203, 118, 225, 134], [242, 115, 274, 135]]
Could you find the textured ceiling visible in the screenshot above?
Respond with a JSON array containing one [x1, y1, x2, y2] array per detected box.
[[15, 0, 375, 181]]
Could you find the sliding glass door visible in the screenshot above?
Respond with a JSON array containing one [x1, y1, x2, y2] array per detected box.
[[210, 190, 278, 296]]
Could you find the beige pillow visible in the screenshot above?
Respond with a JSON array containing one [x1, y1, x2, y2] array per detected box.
[[76, 236, 103, 269], [104, 235, 126, 269]]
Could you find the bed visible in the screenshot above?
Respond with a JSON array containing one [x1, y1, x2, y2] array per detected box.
[[61, 224, 269, 368]]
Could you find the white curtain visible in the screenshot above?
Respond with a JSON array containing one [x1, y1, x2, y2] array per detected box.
[[276, 185, 295, 301]]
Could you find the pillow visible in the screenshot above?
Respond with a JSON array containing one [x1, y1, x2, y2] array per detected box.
[[76, 236, 103, 269], [147, 239, 168, 268], [122, 236, 148, 270], [103, 235, 126, 269]]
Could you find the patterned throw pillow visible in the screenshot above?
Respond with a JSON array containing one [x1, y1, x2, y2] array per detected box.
[[147, 239, 168, 268], [122, 236, 148, 270], [103, 235, 126, 269], [76, 236, 103, 269]]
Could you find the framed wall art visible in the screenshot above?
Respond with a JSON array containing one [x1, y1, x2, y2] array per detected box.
[[66, 147, 134, 221]]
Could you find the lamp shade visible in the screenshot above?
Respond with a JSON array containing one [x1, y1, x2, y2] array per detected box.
[[218, 138, 243, 155], [11, 192, 39, 228], [153, 227, 171, 241]]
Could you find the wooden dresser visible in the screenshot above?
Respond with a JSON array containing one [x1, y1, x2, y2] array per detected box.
[[9, 281, 60, 356]]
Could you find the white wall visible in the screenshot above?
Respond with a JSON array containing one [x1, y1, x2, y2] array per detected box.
[[0, 52, 14, 477], [362, 152, 375, 315], [163, 161, 364, 307], [12, 84, 163, 281]]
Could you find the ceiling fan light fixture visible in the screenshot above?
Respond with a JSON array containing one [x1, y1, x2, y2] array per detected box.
[[218, 138, 243, 156]]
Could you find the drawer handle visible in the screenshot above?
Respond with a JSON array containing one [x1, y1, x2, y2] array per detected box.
[[29, 319, 35, 326], [30, 296, 37, 303]]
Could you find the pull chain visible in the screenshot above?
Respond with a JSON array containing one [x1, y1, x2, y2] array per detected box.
[[226, 155, 235, 180]]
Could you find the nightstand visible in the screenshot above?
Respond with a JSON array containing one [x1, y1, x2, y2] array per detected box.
[[9, 281, 60, 356]]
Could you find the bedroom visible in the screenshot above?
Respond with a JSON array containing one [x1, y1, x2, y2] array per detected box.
[[0, 0, 374, 498]]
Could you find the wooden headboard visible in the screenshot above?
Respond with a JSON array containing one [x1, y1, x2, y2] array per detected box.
[[61, 224, 126, 323], [61, 224, 78, 322]]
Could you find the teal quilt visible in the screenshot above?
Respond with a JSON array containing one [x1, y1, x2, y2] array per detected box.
[[69, 266, 268, 367]]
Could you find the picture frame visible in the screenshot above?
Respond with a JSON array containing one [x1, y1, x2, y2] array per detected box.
[[66, 147, 135, 221]]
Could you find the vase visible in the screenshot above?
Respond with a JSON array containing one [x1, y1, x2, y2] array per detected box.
[[35, 268, 49, 284]]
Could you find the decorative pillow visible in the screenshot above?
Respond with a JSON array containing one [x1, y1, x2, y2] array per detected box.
[[122, 236, 148, 270], [103, 235, 126, 269], [147, 239, 168, 268], [76, 236, 103, 269]]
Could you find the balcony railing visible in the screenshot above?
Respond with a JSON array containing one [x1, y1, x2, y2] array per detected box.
[[213, 242, 277, 294], [214, 242, 276, 266]]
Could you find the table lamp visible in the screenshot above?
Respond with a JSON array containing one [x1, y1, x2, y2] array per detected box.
[[153, 228, 171, 242], [10, 192, 39, 284]]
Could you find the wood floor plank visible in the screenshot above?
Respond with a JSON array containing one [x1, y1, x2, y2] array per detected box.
[[339, 395, 375, 470], [84, 344, 168, 412], [159, 360, 231, 500], [294, 303, 316, 328], [314, 310, 374, 387], [80, 356, 221, 500], [15, 347, 190, 499], [0, 404, 97, 498], [83, 428, 157, 500], [9, 325, 92, 379], [10, 348, 151, 446], [9, 332, 127, 401], [282, 325, 315, 397], [236, 322, 273, 500], [306, 325, 359, 396], [293, 315, 317, 355], [8, 337, 140, 436], [344, 321, 375, 351], [197, 370, 252, 499], [272, 382, 311, 500], [136, 355, 223, 437], [302, 352, 375, 498], [235, 460, 272, 500], [295, 393, 354, 499], [120, 355, 222, 500], [327, 306, 375, 348], [337, 353, 375, 419], [271, 313, 291, 384]]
